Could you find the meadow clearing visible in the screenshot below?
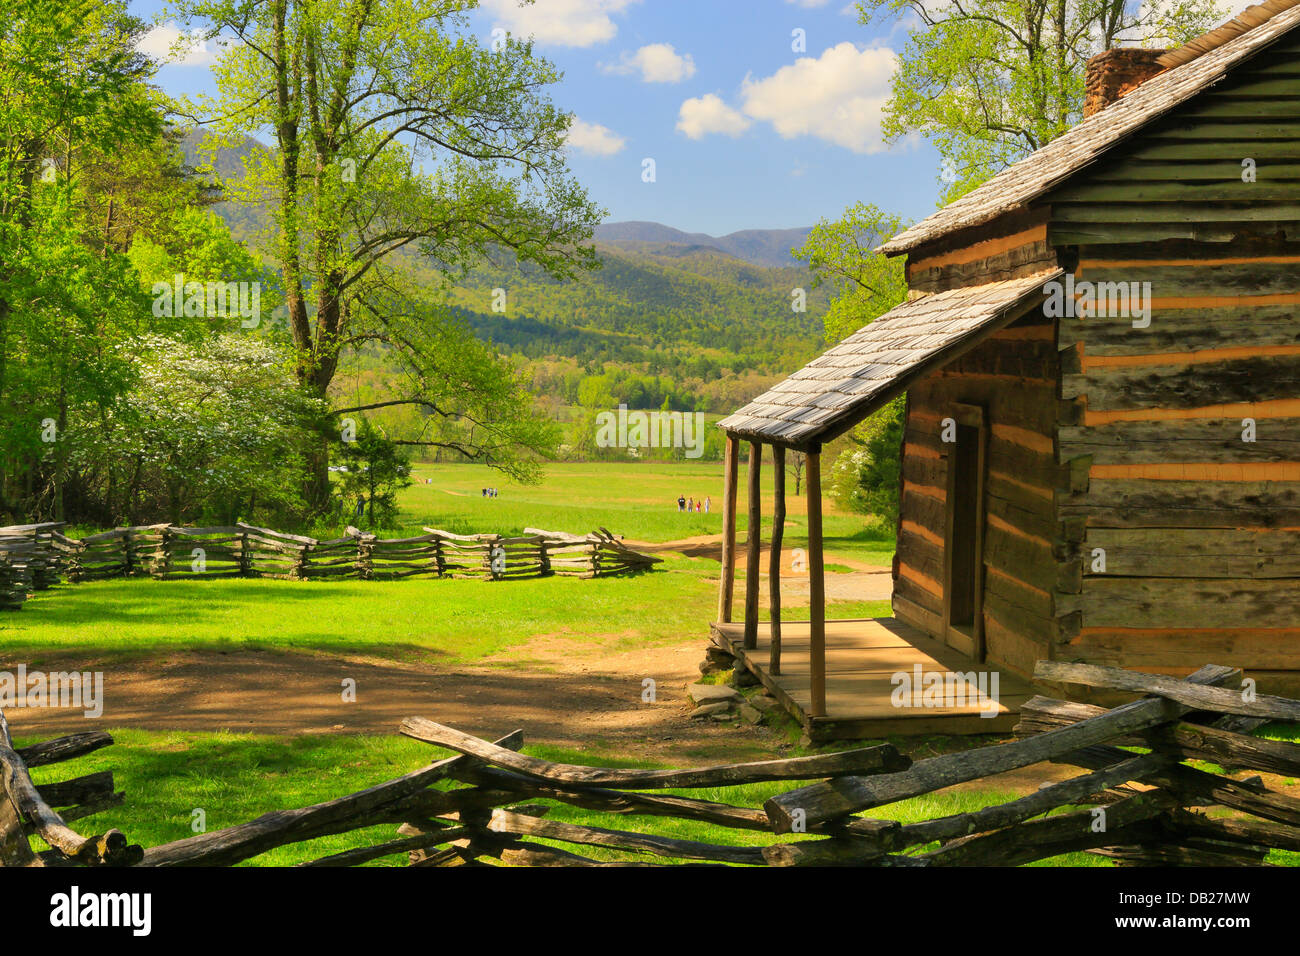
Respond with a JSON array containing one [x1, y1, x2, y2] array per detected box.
[[5, 460, 1296, 865]]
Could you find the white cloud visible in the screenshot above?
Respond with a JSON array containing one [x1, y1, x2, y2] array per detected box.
[[480, 0, 638, 48], [602, 43, 696, 83], [137, 23, 230, 66], [567, 118, 626, 156], [675, 94, 752, 140], [739, 42, 897, 153]]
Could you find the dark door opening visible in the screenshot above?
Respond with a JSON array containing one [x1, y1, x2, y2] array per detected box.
[[943, 405, 987, 661]]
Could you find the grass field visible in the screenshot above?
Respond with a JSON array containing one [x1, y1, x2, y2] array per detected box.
[[19, 728, 1107, 867], [386, 460, 896, 566], [1, 558, 892, 664], [13, 459, 1294, 868], [2, 555, 717, 663], [22, 725, 1296, 866]]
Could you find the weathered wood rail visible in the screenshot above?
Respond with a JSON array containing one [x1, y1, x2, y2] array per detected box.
[[4, 660, 1298, 867], [0, 522, 659, 608], [0, 709, 140, 866], [0, 522, 63, 609]]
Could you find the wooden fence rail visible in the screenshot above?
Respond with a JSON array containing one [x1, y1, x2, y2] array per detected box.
[[0, 522, 660, 609], [4, 660, 1298, 867]]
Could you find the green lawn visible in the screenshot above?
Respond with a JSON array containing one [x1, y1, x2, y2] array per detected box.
[[0, 555, 717, 663], [381, 460, 896, 567], [20, 728, 1107, 867], [0, 561, 893, 665], [17, 460, 1289, 869]]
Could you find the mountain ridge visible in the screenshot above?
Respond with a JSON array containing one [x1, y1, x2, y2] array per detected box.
[[594, 221, 811, 268]]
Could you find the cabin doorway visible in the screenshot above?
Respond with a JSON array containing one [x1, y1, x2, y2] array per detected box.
[[942, 403, 987, 662]]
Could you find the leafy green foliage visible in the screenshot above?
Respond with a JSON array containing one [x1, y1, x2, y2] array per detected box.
[[858, 0, 1225, 201], [0, 0, 174, 521], [177, 0, 603, 505], [73, 334, 325, 525], [332, 417, 413, 528], [829, 396, 906, 526], [795, 202, 908, 343]]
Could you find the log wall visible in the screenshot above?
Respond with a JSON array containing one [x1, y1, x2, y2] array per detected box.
[[1048, 32, 1300, 246], [1056, 235, 1300, 682], [905, 207, 1056, 295], [895, 304, 1068, 678]]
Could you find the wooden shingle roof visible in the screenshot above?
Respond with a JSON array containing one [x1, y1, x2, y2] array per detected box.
[[718, 269, 1062, 448], [1158, 0, 1300, 69], [878, 1, 1300, 255]]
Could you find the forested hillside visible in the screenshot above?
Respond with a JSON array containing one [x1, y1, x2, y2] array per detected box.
[[183, 130, 830, 419]]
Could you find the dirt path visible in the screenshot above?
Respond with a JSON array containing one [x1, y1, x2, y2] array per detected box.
[[7, 642, 1087, 795], [635, 532, 885, 571], [636, 533, 894, 604], [6, 532, 893, 762], [5, 641, 788, 764]]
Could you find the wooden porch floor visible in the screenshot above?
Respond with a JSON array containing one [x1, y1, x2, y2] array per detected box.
[[710, 617, 1034, 742]]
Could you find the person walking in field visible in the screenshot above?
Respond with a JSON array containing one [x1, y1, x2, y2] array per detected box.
[[677, 494, 686, 512], [704, 496, 711, 513], [687, 497, 695, 513]]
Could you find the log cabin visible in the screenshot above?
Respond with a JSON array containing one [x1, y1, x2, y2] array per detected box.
[[710, 0, 1300, 741]]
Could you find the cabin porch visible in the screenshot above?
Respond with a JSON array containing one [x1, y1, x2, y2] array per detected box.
[[710, 616, 1033, 742]]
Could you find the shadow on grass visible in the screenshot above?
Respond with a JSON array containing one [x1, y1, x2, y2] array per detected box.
[[0, 579, 463, 664]]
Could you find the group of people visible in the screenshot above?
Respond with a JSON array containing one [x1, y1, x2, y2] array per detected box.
[[676, 494, 709, 514], [481, 487, 500, 498]]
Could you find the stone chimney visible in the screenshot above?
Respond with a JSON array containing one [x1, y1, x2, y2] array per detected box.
[[1083, 48, 1168, 117]]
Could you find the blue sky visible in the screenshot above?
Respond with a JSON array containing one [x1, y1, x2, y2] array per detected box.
[[132, 0, 944, 236]]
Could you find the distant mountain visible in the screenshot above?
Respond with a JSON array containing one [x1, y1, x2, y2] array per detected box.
[[178, 128, 266, 179], [175, 130, 827, 406], [445, 240, 827, 367], [594, 221, 812, 268]]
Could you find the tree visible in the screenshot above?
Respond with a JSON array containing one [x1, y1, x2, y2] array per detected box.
[[175, 0, 602, 509], [794, 202, 910, 343], [72, 334, 325, 524], [786, 450, 806, 496], [795, 202, 910, 523], [828, 395, 905, 527], [858, 0, 1224, 200], [332, 417, 412, 528], [0, 0, 167, 520]]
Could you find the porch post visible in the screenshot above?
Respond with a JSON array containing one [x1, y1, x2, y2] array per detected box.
[[769, 445, 785, 675], [743, 440, 763, 650], [806, 447, 826, 718], [717, 434, 739, 623]]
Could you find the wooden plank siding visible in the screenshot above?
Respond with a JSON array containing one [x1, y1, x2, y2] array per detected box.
[[1047, 33, 1300, 247], [1045, 32, 1300, 679], [905, 208, 1056, 295], [1055, 242, 1300, 672], [881, 21, 1300, 691], [895, 305, 1068, 679]]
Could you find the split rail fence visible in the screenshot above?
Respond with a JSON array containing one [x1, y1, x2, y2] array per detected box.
[[0, 521, 659, 609], [4, 660, 1300, 867]]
